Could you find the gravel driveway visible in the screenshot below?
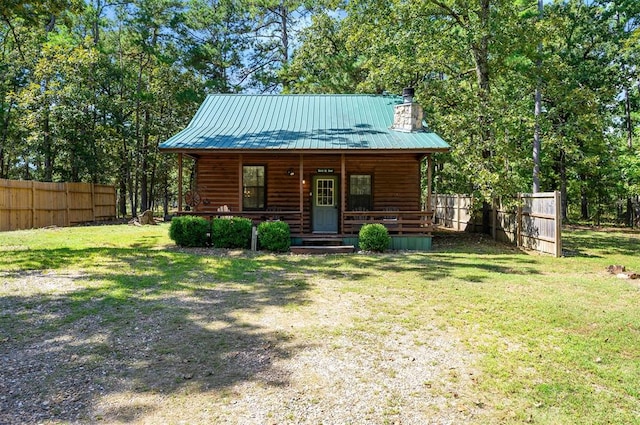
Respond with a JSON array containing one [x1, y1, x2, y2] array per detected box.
[[1, 260, 483, 424]]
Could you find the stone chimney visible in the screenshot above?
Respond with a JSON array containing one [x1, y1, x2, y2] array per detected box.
[[391, 87, 423, 132]]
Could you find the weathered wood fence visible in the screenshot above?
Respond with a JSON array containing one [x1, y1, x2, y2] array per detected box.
[[0, 179, 116, 231], [434, 192, 562, 257]]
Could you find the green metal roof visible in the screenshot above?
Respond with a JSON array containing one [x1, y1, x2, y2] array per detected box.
[[159, 94, 450, 152]]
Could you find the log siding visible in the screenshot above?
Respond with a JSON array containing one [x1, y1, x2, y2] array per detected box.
[[188, 152, 429, 235]]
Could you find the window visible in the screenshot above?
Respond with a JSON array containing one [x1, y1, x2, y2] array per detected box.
[[243, 165, 265, 210], [349, 174, 372, 210]]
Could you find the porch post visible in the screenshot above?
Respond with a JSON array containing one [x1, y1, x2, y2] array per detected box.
[[178, 153, 183, 212], [238, 154, 243, 212], [299, 154, 304, 232], [341, 153, 346, 234], [427, 154, 433, 212]]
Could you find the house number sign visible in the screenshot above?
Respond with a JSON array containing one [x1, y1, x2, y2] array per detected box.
[[316, 168, 334, 173]]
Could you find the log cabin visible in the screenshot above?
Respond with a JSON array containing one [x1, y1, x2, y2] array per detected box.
[[159, 89, 450, 250]]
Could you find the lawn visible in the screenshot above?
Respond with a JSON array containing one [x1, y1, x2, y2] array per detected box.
[[0, 224, 639, 424]]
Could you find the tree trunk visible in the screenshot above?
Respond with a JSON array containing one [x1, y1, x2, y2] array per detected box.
[[559, 150, 568, 221], [580, 181, 588, 220], [148, 145, 158, 212], [129, 171, 136, 217], [471, 0, 492, 158], [43, 105, 53, 182], [624, 86, 633, 149], [140, 108, 150, 212], [0, 100, 13, 179], [532, 0, 543, 193], [163, 172, 170, 220], [119, 177, 127, 218]]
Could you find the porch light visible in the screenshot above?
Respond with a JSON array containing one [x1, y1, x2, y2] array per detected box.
[[287, 168, 295, 176]]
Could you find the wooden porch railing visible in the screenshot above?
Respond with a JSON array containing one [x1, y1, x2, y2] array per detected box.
[[177, 210, 303, 235], [177, 210, 434, 236], [342, 210, 434, 235]]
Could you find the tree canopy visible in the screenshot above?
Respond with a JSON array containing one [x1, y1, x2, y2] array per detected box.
[[1, 0, 639, 224]]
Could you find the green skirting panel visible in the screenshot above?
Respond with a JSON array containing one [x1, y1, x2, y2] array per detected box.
[[389, 236, 432, 251], [342, 236, 432, 251], [342, 237, 359, 247]]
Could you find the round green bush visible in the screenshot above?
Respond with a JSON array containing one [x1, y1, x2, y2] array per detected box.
[[211, 217, 252, 248], [358, 223, 391, 252], [169, 216, 210, 247], [258, 221, 291, 252]]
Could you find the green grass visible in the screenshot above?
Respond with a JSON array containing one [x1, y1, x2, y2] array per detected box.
[[1, 224, 639, 424]]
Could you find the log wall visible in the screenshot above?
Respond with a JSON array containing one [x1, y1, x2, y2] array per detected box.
[[193, 152, 423, 234]]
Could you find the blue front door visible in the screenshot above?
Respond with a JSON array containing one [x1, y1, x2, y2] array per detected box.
[[312, 176, 339, 233]]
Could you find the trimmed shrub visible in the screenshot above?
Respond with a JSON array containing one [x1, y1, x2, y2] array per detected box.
[[211, 217, 252, 248], [258, 221, 291, 252], [358, 223, 391, 252], [169, 216, 210, 247]]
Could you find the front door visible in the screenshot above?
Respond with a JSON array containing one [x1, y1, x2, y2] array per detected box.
[[312, 176, 339, 233]]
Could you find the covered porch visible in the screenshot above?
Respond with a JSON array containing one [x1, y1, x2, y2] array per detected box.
[[174, 151, 436, 247]]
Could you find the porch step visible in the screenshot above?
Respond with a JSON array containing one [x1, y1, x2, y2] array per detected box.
[[300, 237, 344, 246], [290, 245, 355, 255]]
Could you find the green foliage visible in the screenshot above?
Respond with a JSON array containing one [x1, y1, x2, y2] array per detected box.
[[1, 0, 640, 226], [169, 216, 210, 247], [211, 217, 252, 249], [280, 12, 364, 94], [358, 223, 390, 252], [257, 221, 291, 252]]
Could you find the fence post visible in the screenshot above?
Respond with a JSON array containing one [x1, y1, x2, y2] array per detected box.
[[251, 226, 258, 251], [516, 193, 522, 248], [554, 190, 562, 257], [31, 180, 36, 229], [91, 183, 96, 222], [113, 186, 117, 219], [456, 194, 461, 231], [65, 183, 70, 226]]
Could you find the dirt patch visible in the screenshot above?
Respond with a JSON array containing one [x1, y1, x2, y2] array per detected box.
[[1, 268, 483, 424]]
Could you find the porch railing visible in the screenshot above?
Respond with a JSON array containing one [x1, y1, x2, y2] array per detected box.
[[177, 210, 433, 236], [342, 210, 434, 235], [177, 210, 303, 235]]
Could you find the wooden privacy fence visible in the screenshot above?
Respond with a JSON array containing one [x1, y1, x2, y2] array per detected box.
[[0, 179, 116, 231], [434, 192, 563, 257]]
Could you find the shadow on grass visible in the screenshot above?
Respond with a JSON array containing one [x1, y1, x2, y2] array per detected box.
[[284, 235, 541, 285], [562, 227, 640, 258], [0, 247, 310, 424], [0, 230, 550, 423]]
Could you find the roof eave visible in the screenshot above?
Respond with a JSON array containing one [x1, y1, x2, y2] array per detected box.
[[158, 147, 451, 155]]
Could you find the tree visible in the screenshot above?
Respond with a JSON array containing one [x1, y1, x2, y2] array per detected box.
[[280, 11, 365, 93], [243, 0, 309, 92], [179, 0, 249, 93], [343, 0, 539, 201], [541, 1, 627, 221]]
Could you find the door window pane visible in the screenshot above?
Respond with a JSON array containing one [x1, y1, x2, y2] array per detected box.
[[316, 179, 334, 206]]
